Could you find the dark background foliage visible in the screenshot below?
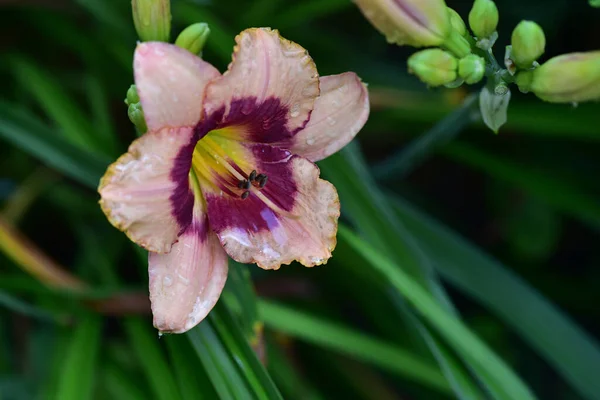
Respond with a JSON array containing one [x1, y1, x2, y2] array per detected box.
[[1, 0, 599, 399]]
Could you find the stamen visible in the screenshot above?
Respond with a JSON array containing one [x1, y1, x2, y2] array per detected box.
[[258, 175, 268, 188], [249, 170, 257, 181], [241, 191, 250, 199]]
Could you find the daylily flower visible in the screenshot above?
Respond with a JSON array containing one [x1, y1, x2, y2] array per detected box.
[[98, 28, 369, 333]]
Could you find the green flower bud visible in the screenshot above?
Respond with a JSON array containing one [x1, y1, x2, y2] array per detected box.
[[355, 0, 451, 47], [128, 102, 148, 134], [125, 84, 140, 106], [448, 7, 468, 37], [516, 51, 600, 103], [132, 0, 171, 42], [468, 0, 499, 39], [458, 54, 485, 84], [511, 21, 546, 69], [175, 23, 210, 56], [408, 49, 458, 86]]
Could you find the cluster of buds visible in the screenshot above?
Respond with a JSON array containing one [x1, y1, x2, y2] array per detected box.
[[356, 0, 600, 130], [131, 0, 210, 56], [127, 0, 212, 134]]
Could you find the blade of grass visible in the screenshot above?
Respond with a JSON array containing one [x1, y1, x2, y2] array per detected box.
[[55, 315, 102, 400], [442, 142, 600, 230], [213, 301, 283, 400], [265, 338, 326, 400], [0, 101, 109, 189], [258, 299, 450, 394], [187, 321, 253, 400], [373, 94, 479, 180], [102, 362, 149, 400], [123, 317, 182, 400], [8, 57, 101, 153], [85, 75, 119, 157], [390, 195, 600, 400], [0, 290, 59, 323], [320, 144, 489, 399], [165, 334, 217, 400], [338, 225, 537, 400]]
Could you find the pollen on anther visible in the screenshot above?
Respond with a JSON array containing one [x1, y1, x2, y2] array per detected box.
[[237, 180, 246, 189], [243, 180, 251, 190], [259, 175, 268, 188], [241, 191, 250, 199], [249, 170, 257, 181]]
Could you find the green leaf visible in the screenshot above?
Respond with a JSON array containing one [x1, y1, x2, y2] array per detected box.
[[55, 315, 102, 400], [165, 335, 217, 400], [102, 362, 149, 400], [372, 94, 478, 180], [211, 301, 283, 400], [8, 57, 102, 153], [0, 101, 109, 189], [0, 290, 59, 323], [338, 225, 537, 400], [123, 318, 182, 400], [442, 142, 600, 230], [320, 144, 489, 399], [258, 299, 450, 393], [224, 260, 259, 338], [390, 195, 600, 400], [265, 339, 325, 400], [187, 320, 253, 400]]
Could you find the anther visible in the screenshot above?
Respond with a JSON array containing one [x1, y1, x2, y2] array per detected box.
[[237, 180, 246, 189], [241, 191, 250, 199], [258, 175, 268, 188], [243, 180, 251, 190], [256, 173, 265, 181], [249, 170, 257, 181]]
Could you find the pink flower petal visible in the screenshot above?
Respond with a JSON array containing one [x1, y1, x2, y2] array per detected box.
[[134, 42, 220, 131], [98, 127, 195, 253], [204, 144, 340, 269], [287, 73, 370, 162], [149, 199, 228, 334], [202, 28, 320, 143]]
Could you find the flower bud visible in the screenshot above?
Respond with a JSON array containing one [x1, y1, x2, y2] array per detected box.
[[175, 23, 210, 56], [408, 49, 458, 86], [128, 102, 148, 135], [448, 7, 468, 37], [516, 51, 600, 103], [458, 54, 485, 84], [355, 0, 451, 47], [132, 0, 171, 42], [511, 21, 545, 69], [125, 84, 140, 106], [468, 0, 498, 39]]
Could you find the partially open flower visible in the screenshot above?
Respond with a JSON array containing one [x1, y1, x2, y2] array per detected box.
[[355, 0, 450, 47], [515, 51, 600, 103], [98, 28, 369, 333]]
